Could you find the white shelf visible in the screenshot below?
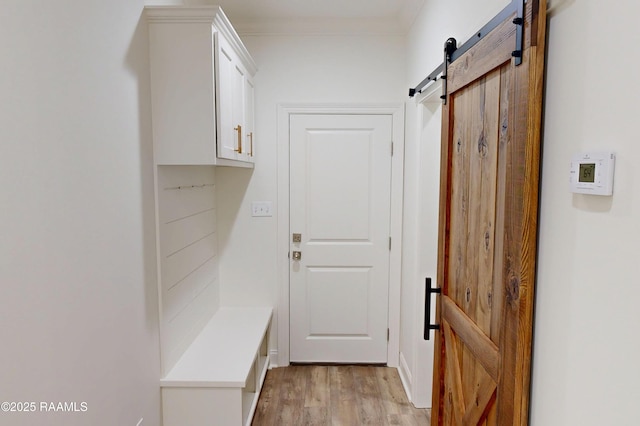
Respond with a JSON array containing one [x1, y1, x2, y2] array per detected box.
[[161, 306, 272, 426], [243, 349, 270, 426], [242, 390, 255, 426], [161, 307, 272, 388]]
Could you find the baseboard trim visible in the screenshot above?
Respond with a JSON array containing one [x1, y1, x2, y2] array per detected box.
[[398, 352, 413, 403], [269, 349, 279, 368]]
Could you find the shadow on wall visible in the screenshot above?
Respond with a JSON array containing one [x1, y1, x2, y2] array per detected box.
[[547, 0, 576, 16], [121, 7, 162, 423], [215, 167, 254, 255], [125, 9, 158, 337], [571, 194, 613, 213]]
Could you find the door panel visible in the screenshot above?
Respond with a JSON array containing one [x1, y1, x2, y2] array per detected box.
[[231, 61, 246, 161], [290, 114, 392, 363], [307, 267, 371, 335], [216, 33, 247, 161], [307, 129, 371, 241], [215, 33, 237, 160], [432, 0, 547, 424]]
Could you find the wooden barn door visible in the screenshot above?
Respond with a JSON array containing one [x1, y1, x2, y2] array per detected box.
[[432, 0, 547, 425]]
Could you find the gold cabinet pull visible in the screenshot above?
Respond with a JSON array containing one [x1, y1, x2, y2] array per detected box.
[[233, 124, 242, 153], [247, 132, 253, 156]]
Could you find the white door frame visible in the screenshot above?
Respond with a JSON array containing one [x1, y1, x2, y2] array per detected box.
[[403, 79, 443, 407], [276, 103, 405, 367]]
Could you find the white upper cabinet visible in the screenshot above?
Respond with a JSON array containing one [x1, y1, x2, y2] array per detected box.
[[244, 74, 255, 159], [146, 6, 257, 167]]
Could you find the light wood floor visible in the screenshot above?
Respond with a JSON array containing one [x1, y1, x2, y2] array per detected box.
[[252, 365, 431, 425]]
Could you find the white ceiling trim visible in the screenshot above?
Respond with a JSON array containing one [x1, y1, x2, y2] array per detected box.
[[398, 0, 426, 28], [147, 0, 425, 36], [234, 17, 406, 36]]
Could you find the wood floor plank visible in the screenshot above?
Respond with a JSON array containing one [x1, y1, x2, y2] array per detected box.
[[273, 365, 307, 425], [353, 365, 387, 424], [302, 406, 330, 426], [330, 365, 361, 426], [253, 365, 431, 426], [413, 406, 432, 425], [388, 412, 428, 426], [251, 366, 282, 425], [305, 365, 330, 408], [375, 366, 413, 415]]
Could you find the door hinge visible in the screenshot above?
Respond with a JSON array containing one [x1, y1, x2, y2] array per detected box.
[[389, 237, 392, 251], [391, 142, 394, 156], [387, 328, 390, 341]]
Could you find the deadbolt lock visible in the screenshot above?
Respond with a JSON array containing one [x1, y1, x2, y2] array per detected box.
[[292, 251, 302, 261], [292, 233, 302, 243]]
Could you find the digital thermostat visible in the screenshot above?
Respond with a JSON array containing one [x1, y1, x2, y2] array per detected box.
[[569, 151, 615, 196]]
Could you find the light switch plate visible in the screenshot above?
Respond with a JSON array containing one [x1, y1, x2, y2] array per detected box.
[[251, 201, 273, 217]]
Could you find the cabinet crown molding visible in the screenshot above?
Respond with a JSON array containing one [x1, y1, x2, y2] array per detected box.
[[145, 5, 257, 75]]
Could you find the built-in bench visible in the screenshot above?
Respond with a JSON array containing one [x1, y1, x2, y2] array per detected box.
[[160, 307, 273, 426]]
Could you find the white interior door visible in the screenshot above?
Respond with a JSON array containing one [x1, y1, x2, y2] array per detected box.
[[289, 114, 393, 363]]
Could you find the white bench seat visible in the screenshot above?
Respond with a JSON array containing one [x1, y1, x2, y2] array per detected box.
[[161, 307, 273, 426]]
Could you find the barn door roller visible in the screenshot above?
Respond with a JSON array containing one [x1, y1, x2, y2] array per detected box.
[[409, 0, 526, 98], [440, 38, 457, 105]]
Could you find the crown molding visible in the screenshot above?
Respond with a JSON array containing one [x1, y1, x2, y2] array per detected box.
[[234, 17, 406, 37], [398, 0, 426, 28], [145, 5, 257, 74]]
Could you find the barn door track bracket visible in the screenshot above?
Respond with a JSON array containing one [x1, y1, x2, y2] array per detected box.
[[409, 0, 527, 98], [512, 0, 526, 65]]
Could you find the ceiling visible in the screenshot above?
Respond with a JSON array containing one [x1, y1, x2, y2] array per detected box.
[[182, 0, 426, 33]]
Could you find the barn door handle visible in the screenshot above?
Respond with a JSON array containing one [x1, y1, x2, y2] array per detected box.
[[424, 277, 441, 340]]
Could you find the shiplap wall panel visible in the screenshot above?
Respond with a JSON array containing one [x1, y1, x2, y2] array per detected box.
[[163, 258, 219, 323], [162, 209, 217, 258], [159, 168, 216, 224], [157, 166, 220, 375], [164, 283, 219, 374], [161, 233, 217, 291]]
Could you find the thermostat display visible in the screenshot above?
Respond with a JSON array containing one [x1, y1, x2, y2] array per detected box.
[[578, 163, 596, 183], [569, 152, 615, 196]]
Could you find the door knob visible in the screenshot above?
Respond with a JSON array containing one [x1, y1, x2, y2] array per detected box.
[[292, 251, 302, 261]]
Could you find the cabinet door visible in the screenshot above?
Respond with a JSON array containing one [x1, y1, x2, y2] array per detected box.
[[244, 75, 255, 161], [231, 58, 248, 162], [215, 31, 255, 163], [216, 33, 239, 161]]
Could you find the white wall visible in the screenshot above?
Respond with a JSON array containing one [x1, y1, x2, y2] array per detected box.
[[406, 0, 640, 424], [0, 2, 160, 425], [215, 32, 406, 362], [532, 0, 640, 424], [406, 0, 509, 85]]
